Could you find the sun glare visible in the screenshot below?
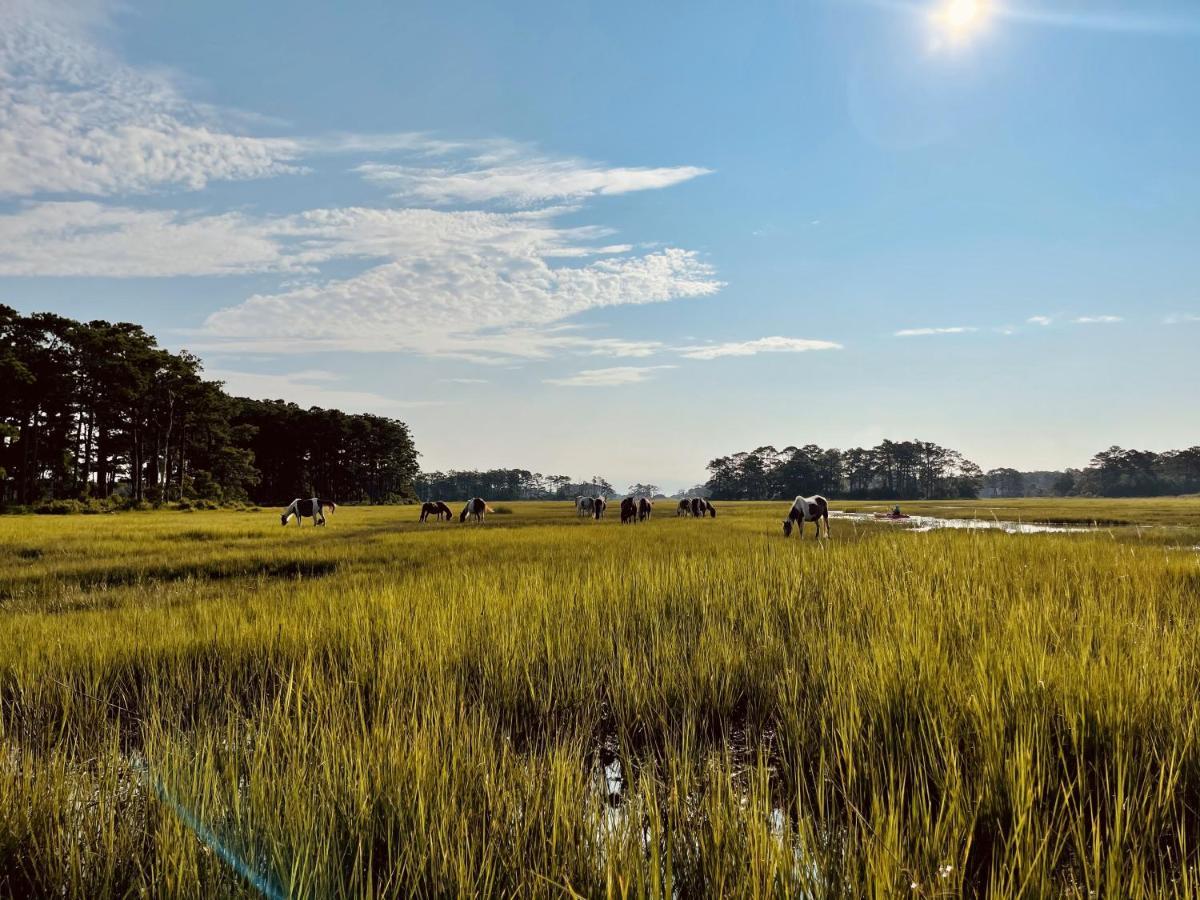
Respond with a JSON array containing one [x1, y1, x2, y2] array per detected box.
[[930, 0, 992, 44]]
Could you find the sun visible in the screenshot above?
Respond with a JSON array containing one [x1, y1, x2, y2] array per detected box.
[[930, 0, 992, 44]]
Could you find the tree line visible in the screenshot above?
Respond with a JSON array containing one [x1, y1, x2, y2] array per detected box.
[[705, 440, 984, 501], [0, 306, 419, 509], [413, 471, 617, 502], [705, 440, 1200, 501], [982, 446, 1200, 498]]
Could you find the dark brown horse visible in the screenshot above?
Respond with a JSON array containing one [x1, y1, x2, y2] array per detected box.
[[593, 497, 607, 520], [638, 497, 653, 521], [620, 497, 638, 524], [420, 500, 454, 522], [677, 499, 691, 517]]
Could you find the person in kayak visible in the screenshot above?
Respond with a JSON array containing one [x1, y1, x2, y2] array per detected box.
[[891, 505, 902, 518]]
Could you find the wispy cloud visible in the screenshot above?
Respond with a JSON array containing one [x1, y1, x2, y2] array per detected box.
[[1073, 315, 1123, 324], [0, 2, 301, 198], [356, 152, 711, 207], [894, 326, 977, 337], [1, 1, 721, 364], [544, 365, 676, 387], [1026, 315, 1053, 326], [1164, 313, 1200, 325], [205, 369, 444, 412], [677, 336, 843, 360]]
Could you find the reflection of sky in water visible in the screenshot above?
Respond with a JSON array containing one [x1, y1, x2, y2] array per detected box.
[[832, 511, 1092, 533]]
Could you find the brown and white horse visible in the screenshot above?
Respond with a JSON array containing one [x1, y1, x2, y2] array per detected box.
[[281, 497, 336, 527], [677, 499, 692, 517], [592, 497, 608, 519], [690, 497, 703, 518], [782, 495, 830, 539], [460, 497, 494, 523], [638, 497, 653, 522], [702, 499, 717, 518]]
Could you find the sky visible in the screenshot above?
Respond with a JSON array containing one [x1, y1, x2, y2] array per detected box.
[[2, 0, 1198, 492]]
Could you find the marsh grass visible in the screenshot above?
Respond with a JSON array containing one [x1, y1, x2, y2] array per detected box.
[[2, 500, 1200, 897]]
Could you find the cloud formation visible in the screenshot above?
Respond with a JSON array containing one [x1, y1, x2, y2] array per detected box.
[[1, 0, 722, 365], [677, 336, 842, 360], [1072, 315, 1123, 324], [0, 1, 300, 198], [1026, 315, 1053, 326], [357, 152, 711, 207], [206, 368, 443, 412], [544, 365, 676, 387], [894, 326, 977, 337]]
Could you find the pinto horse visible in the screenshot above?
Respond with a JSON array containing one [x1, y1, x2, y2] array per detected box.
[[281, 497, 336, 527], [782, 495, 830, 539], [592, 497, 608, 520], [459, 497, 494, 523], [638, 497, 653, 522], [677, 499, 692, 517]]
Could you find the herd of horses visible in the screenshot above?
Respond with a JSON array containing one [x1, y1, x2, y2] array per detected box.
[[281, 493, 832, 538]]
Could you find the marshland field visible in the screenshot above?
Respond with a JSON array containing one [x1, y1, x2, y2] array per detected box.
[[3, 498, 1200, 898]]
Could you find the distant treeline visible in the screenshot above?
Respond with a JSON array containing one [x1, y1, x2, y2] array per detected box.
[[1, 306, 418, 509], [706, 440, 1200, 500], [414, 470, 617, 502], [982, 446, 1200, 498], [705, 440, 983, 501]]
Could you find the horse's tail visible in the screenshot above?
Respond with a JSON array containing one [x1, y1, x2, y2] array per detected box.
[[485, 504, 494, 514], [321, 499, 337, 514]]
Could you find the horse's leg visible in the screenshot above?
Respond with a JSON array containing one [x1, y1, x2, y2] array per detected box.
[[823, 512, 830, 539]]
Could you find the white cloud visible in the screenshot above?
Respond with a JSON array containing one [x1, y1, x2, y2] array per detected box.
[[0, 202, 298, 276], [206, 368, 443, 412], [1026, 315, 1053, 326], [0, 2, 301, 198], [439, 377, 489, 384], [201, 227, 720, 357], [1164, 313, 1200, 324], [677, 336, 842, 360], [544, 365, 676, 387], [894, 326, 977, 337], [1, 1, 722, 364], [1073, 315, 1123, 324], [357, 153, 711, 207]]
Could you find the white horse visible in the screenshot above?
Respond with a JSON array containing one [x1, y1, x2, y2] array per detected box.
[[782, 495, 829, 539], [576, 496, 595, 517], [281, 497, 336, 527]]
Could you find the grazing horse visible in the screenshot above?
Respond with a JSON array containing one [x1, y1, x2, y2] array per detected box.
[[460, 497, 494, 523], [702, 499, 717, 518], [677, 499, 692, 517], [638, 497, 653, 522], [690, 497, 704, 518], [593, 497, 608, 520], [281, 497, 336, 527], [782, 495, 830, 539], [620, 496, 639, 524], [576, 496, 595, 517], [420, 500, 454, 523]]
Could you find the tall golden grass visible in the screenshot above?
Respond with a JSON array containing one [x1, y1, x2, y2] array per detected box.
[[2, 499, 1200, 897]]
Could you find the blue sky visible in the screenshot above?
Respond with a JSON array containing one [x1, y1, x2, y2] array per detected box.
[[2, 0, 1197, 491]]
